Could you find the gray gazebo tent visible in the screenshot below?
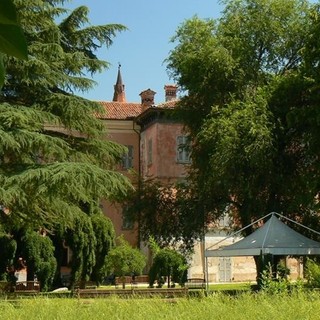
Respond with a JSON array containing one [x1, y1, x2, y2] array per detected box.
[[205, 212, 320, 285]]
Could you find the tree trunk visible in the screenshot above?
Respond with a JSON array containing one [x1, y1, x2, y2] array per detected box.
[[26, 263, 35, 282], [121, 276, 126, 289], [254, 254, 275, 289]]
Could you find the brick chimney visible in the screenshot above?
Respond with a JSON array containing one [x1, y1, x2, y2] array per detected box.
[[140, 89, 156, 111], [164, 84, 177, 102]]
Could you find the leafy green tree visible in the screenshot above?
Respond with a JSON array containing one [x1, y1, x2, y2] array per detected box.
[[106, 236, 146, 288], [166, 0, 320, 278], [125, 178, 207, 254], [149, 247, 188, 288]]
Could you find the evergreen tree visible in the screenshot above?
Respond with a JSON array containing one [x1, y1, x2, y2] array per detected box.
[[0, 0, 130, 227], [0, 0, 28, 86], [90, 211, 116, 285], [0, 233, 17, 281], [0, 0, 131, 288], [63, 211, 96, 289], [20, 230, 56, 291]]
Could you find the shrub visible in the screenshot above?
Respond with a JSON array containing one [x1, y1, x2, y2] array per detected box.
[[149, 248, 188, 288], [106, 236, 146, 288], [277, 261, 290, 279], [260, 263, 289, 295], [305, 258, 320, 288]]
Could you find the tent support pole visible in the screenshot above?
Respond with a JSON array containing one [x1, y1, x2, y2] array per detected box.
[[205, 256, 209, 291]]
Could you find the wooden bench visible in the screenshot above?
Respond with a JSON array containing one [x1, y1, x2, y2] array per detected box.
[[74, 281, 97, 290], [84, 281, 97, 289], [15, 281, 40, 294], [185, 278, 206, 290], [130, 275, 149, 288], [115, 275, 149, 289]]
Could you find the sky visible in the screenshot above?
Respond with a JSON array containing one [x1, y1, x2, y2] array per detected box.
[[66, 0, 224, 103]]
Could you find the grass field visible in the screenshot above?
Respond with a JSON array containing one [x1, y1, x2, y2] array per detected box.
[[1, 290, 320, 320], [209, 282, 252, 291]]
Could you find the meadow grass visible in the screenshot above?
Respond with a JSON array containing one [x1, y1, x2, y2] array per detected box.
[[209, 282, 252, 291], [0, 290, 320, 320]]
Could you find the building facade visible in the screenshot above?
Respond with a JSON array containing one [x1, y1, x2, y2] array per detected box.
[[98, 66, 189, 249], [97, 67, 302, 283]]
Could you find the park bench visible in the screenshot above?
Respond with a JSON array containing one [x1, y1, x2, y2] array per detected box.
[[74, 281, 97, 289], [83, 281, 97, 289], [185, 278, 206, 290], [15, 281, 40, 294], [115, 275, 149, 289], [130, 275, 149, 288]]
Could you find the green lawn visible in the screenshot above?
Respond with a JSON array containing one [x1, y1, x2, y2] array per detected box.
[[208, 282, 253, 291], [97, 281, 253, 291], [0, 291, 319, 320]]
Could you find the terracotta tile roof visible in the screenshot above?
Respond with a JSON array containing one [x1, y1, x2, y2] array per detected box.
[[156, 100, 178, 109], [95, 99, 178, 120], [97, 101, 142, 120]]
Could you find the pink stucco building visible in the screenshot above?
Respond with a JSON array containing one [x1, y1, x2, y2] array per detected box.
[[98, 66, 188, 248]]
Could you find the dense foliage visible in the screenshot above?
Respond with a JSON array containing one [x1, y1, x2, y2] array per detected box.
[[90, 212, 116, 285], [305, 258, 320, 287], [125, 179, 207, 253], [0, 232, 17, 281], [1, 0, 130, 228], [149, 247, 188, 288], [20, 230, 57, 291], [0, 0, 28, 86], [106, 236, 146, 288], [166, 0, 320, 235], [0, 0, 131, 290]]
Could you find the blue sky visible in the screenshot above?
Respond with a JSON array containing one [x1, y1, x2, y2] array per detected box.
[[66, 0, 223, 103]]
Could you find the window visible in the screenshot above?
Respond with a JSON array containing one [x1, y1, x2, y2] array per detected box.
[[176, 136, 191, 163], [147, 139, 152, 165], [218, 205, 232, 228], [122, 145, 134, 169], [218, 213, 230, 228], [122, 207, 134, 230]]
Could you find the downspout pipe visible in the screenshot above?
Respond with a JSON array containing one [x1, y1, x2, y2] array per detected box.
[[133, 120, 141, 248]]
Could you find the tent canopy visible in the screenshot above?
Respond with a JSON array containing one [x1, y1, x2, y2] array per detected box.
[[205, 213, 320, 257]]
